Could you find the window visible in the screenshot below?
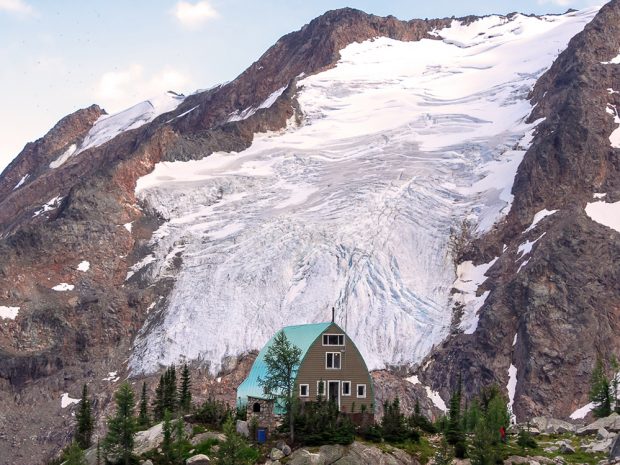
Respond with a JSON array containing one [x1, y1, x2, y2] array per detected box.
[[357, 384, 366, 398], [325, 352, 341, 369], [252, 402, 261, 413], [323, 334, 345, 346], [317, 380, 325, 396], [299, 384, 309, 397], [342, 381, 351, 396]]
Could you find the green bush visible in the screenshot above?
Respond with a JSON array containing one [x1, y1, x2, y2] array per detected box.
[[195, 397, 232, 428], [292, 397, 355, 445]]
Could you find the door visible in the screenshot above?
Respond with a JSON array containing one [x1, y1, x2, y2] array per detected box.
[[328, 381, 340, 409]]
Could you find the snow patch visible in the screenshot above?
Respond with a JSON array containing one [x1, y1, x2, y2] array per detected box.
[[570, 402, 595, 420], [124, 222, 133, 233], [406, 376, 447, 412], [507, 364, 518, 424], [523, 209, 557, 233], [512, 333, 518, 346], [593, 193, 607, 199], [61, 393, 80, 408], [517, 258, 530, 274], [0, 306, 19, 320], [227, 86, 286, 122], [77, 92, 184, 156], [453, 258, 497, 334], [126, 254, 157, 280], [606, 104, 620, 148], [103, 371, 120, 382], [33, 196, 63, 217], [601, 50, 620, 65], [49, 144, 77, 169], [585, 200, 620, 232], [52, 283, 74, 291], [517, 232, 546, 258], [77, 261, 90, 272], [13, 174, 29, 190]]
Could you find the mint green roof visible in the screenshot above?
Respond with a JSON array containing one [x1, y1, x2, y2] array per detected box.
[[237, 322, 332, 414]]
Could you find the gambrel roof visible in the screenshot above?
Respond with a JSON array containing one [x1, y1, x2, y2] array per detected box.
[[236, 322, 332, 412]]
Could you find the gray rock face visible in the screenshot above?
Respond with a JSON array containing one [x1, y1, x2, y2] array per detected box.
[[610, 435, 620, 460], [578, 413, 620, 436], [187, 454, 211, 465]]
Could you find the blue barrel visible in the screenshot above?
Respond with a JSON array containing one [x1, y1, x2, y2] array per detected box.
[[257, 428, 267, 444]]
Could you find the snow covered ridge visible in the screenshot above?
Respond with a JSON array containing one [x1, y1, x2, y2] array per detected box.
[[129, 8, 598, 375], [0, 306, 19, 320], [48, 91, 185, 169]]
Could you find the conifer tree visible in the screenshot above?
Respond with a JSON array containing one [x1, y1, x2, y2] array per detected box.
[[138, 382, 150, 429], [446, 375, 466, 458], [163, 365, 178, 415], [174, 415, 186, 461], [259, 331, 302, 442], [161, 410, 174, 463], [179, 363, 192, 413], [64, 442, 87, 465], [590, 357, 612, 418], [96, 439, 101, 465], [104, 382, 137, 465], [217, 418, 254, 465], [611, 356, 619, 414], [153, 374, 165, 421], [75, 384, 94, 449]]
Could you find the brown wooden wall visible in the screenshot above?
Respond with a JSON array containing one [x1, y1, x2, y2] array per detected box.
[[294, 322, 374, 414]]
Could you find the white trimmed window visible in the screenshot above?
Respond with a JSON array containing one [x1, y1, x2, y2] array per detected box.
[[317, 380, 325, 396], [357, 384, 367, 398], [299, 384, 309, 397], [342, 381, 351, 396], [325, 352, 341, 369], [322, 334, 345, 346]]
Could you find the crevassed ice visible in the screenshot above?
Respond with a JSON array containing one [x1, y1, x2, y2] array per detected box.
[[129, 8, 598, 375]]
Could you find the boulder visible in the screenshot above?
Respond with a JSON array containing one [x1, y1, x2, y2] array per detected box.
[[577, 413, 620, 436], [270, 448, 285, 461], [236, 420, 250, 438], [187, 454, 211, 465], [133, 422, 164, 455], [282, 444, 292, 456], [141, 461, 154, 465], [585, 438, 614, 453], [504, 456, 554, 465], [191, 431, 227, 445], [530, 417, 576, 434], [558, 441, 575, 454], [597, 428, 611, 440], [286, 442, 418, 465]]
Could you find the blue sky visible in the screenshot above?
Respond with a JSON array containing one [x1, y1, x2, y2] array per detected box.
[[0, 0, 601, 171]]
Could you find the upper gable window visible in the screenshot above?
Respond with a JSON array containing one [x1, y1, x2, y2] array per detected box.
[[322, 334, 345, 346]]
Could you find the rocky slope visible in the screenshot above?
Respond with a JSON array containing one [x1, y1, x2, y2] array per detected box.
[[421, 0, 620, 421], [0, 3, 618, 464]]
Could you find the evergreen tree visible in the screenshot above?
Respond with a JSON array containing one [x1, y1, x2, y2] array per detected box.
[[163, 365, 178, 415], [174, 415, 186, 461], [138, 382, 150, 429], [258, 330, 302, 442], [590, 357, 612, 418], [104, 382, 137, 465], [217, 418, 255, 465], [75, 384, 94, 449], [64, 442, 87, 465], [470, 415, 498, 465], [153, 374, 165, 421], [446, 376, 466, 458], [161, 410, 174, 463], [179, 363, 192, 413]]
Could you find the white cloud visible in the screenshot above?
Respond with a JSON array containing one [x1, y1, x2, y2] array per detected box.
[[0, 0, 34, 15], [172, 1, 218, 29], [95, 65, 193, 113]]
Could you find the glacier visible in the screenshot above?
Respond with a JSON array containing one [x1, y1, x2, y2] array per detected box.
[[128, 8, 598, 375]]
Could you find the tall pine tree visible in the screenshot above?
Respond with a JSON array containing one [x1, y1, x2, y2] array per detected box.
[[104, 382, 137, 465], [163, 365, 178, 415], [75, 384, 94, 449], [153, 374, 165, 421], [590, 357, 612, 418], [446, 375, 466, 458], [179, 364, 192, 413], [138, 382, 150, 429]]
